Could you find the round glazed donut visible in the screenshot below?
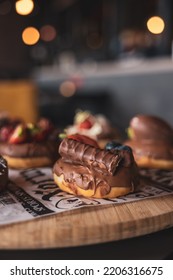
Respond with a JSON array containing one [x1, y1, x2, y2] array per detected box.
[[125, 139, 173, 169], [53, 136, 140, 198], [132, 157, 173, 170], [0, 141, 58, 169], [0, 155, 8, 192], [126, 115, 173, 169], [0, 117, 59, 169], [2, 155, 53, 169]]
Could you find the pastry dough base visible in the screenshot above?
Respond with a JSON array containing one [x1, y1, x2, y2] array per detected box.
[[135, 156, 173, 169], [3, 155, 53, 169], [53, 173, 133, 198]]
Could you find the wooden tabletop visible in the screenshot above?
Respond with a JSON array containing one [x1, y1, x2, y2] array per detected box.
[[0, 193, 173, 250]]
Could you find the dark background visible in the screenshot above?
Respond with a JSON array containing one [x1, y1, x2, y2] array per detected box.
[[1, 0, 173, 76], [0, 0, 173, 130]]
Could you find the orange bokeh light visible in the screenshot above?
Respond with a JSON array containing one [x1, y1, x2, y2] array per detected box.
[[59, 81, 76, 97], [22, 27, 40, 45]]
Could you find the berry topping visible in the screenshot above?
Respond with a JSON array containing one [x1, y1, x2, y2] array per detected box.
[[0, 125, 14, 142], [105, 142, 132, 153], [68, 134, 99, 148], [105, 141, 122, 151], [27, 123, 46, 142], [0, 117, 56, 144], [8, 124, 27, 144], [78, 119, 93, 129], [116, 145, 132, 152], [37, 118, 53, 133]]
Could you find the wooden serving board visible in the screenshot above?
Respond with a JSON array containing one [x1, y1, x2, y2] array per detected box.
[[0, 194, 173, 249]]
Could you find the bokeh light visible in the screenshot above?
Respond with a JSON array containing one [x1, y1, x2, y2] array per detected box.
[[22, 27, 40, 45], [147, 16, 165, 34], [15, 0, 34, 16], [40, 25, 57, 42], [59, 81, 76, 97], [30, 44, 48, 61]]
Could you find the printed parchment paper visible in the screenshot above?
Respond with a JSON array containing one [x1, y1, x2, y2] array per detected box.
[[0, 168, 173, 225]]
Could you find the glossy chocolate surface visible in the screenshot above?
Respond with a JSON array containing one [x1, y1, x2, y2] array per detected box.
[[125, 139, 173, 160], [59, 138, 134, 174], [130, 115, 173, 142], [53, 138, 139, 195], [0, 117, 60, 160], [127, 115, 173, 160], [0, 141, 58, 159], [53, 159, 139, 196]]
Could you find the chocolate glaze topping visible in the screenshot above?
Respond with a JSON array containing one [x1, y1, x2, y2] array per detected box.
[[59, 138, 133, 175], [127, 115, 173, 160], [130, 115, 173, 142], [125, 139, 173, 160], [53, 138, 139, 195], [0, 141, 58, 159], [53, 159, 139, 195], [0, 155, 8, 192]]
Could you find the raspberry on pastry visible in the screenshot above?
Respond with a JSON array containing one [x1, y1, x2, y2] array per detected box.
[[65, 110, 122, 148]]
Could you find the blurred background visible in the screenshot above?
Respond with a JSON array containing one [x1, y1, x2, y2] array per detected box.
[[0, 0, 173, 132]]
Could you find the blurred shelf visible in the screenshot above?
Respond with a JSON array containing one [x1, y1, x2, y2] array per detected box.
[[32, 57, 173, 86]]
